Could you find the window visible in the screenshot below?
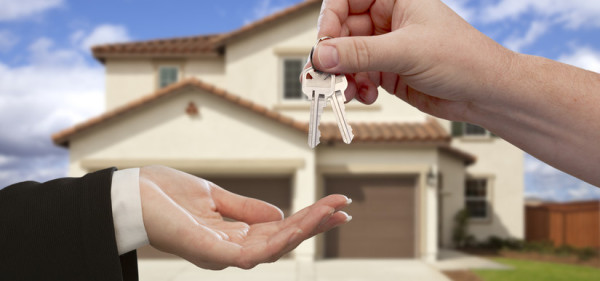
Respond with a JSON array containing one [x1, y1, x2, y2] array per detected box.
[[282, 58, 304, 100], [452, 122, 495, 137], [159, 66, 179, 88], [465, 178, 489, 219], [465, 123, 486, 136]]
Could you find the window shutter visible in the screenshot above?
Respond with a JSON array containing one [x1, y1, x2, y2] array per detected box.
[[451, 122, 464, 137]]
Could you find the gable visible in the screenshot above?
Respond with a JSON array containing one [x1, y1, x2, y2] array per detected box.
[[66, 84, 312, 164]]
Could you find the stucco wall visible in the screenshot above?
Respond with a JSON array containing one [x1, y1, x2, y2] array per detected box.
[[186, 57, 226, 90], [105, 59, 156, 110], [452, 137, 525, 241], [438, 151, 468, 247], [69, 89, 312, 175]]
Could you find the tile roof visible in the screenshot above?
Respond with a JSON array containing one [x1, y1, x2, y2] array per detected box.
[[51, 78, 475, 165], [213, 0, 321, 46], [91, 0, 321, 62], [92, 34, 224, 63], [320, 121, 450, 143]]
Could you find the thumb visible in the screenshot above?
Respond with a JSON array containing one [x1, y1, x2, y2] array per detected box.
[[313, 33, 405, 74]]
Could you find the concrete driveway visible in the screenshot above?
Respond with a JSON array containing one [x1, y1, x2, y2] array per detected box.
[[138, 259, 451, 281]]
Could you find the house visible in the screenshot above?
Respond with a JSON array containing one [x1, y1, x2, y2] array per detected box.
[[52, 0, 524, 262]]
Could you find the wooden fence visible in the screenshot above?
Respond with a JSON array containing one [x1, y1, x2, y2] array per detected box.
[[526, 200, 600, 248]]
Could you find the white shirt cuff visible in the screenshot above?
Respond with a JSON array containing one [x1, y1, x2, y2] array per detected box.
[[111, 168, 149, 255]]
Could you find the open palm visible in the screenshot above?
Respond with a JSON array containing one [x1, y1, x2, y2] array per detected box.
[[138, 165, 351, 270]]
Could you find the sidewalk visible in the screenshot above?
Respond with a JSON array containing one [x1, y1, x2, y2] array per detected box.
[[138, 259, 452, 281], [431, 249, 513, 271]]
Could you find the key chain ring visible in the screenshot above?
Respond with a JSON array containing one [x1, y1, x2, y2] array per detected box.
[[310, 36, 333, 73]]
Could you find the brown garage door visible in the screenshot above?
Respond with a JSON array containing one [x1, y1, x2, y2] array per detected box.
[[138, 176, 292, 259], [324, 176, 417, 258]]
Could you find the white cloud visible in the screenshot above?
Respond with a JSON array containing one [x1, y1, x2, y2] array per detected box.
[[0, 30, 19, 52], [0, 35, 104, 187], [0, 0, 63, 21], [567, 183, 600, 200], [524, 154, 560, 175], [558, 46, 600, 73], [480, 0, 600, 28], [245, 0, 291, 24], [503, 21, 549, 52], [78, 24, 132, 51], [524, 154, 600, 202], [442, 0, 475, 23]]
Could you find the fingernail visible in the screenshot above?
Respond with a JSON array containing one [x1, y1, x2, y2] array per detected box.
[[318, 45, 339, 69], [344, 195, 353, 205], [339, 211, 353, 222]]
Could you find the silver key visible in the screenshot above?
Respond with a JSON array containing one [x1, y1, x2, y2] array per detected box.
[[302, 67, 334, 148], [301, 67, 354, 147], [328, 75, 354, 144]]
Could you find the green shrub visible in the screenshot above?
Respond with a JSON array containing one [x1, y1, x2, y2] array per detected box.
[[555, 244, 576, 256], [576, 247, 599, 261], [522, 240, 554, 254], [452, 209, 470, 248]]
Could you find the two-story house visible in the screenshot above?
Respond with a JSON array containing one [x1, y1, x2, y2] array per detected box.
[[52, 0, 523, 263]]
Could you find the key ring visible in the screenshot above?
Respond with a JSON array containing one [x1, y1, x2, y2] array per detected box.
[[309, 36, 333, 73]]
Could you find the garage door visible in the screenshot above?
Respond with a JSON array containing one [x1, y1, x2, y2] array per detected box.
[[324, 176, 417, 258], [137, 176, 292, 259]]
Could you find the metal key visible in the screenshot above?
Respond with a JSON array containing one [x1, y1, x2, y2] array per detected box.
[[328, 75, 354, 144], [301, 67, 354, 147], [301, 67, 335, 148]]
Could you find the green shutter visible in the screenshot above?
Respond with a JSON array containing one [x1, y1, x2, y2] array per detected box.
[[451, 122, 464, 137]]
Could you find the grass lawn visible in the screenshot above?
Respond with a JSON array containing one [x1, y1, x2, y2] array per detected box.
[[473, 258, 600, 281]]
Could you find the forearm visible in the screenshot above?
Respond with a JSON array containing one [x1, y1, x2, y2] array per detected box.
[[470, 52, 600, 186]]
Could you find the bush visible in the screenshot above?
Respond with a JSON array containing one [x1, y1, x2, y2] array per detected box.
[[577, 247, 599, 261], [522, 240, 554, 253], [452, 209, 470, 248]]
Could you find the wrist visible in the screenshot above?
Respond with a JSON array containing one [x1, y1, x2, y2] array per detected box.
[[461, 46, 523, 125]]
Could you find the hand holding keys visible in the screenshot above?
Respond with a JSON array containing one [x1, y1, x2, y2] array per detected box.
[[301, 67, 354, 148]]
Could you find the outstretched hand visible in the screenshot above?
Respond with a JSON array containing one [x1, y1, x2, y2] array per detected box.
[[138, 165, 351, 270]]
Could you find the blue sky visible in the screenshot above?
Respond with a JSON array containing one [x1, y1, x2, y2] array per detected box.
[[0, 0, 599, 201]]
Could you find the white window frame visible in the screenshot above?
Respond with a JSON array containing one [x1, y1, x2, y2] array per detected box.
[[465, 176, 493, 223], [279, 56, 307, 104]]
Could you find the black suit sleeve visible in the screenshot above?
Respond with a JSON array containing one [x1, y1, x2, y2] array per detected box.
[[0, 168, 139, 281]]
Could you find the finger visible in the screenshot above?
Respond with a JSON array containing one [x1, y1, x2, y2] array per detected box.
[[275, 203, 351, 258], [280, 194, 350, 229], [249, 194, 351, 238], [240, 195, 352, 265], [344, 74, 359, 102], [354, 72, 379, 105], [315, 211, 352, 234], [317, 0, 375, 37], [317, 0, 348, 38], [400, 87, 467, 120], [344, 14, 373, 36], [262, 205, 334, 262], [210, 183, 284, 224], [312, 33, 407, 74]]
